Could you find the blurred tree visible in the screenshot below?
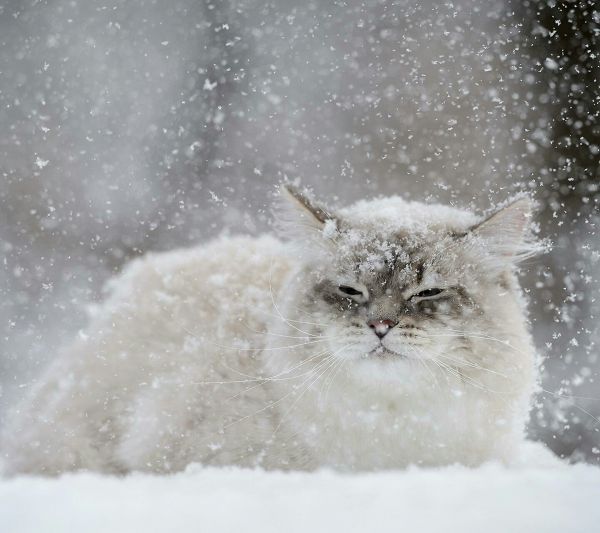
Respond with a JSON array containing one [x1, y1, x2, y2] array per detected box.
[[517, 0, 599, 211], [510, 0, 600, 462]]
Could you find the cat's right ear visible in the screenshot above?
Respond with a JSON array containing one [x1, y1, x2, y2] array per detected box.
[[463, 196, 544, 271], [274, 183, 338, 243]]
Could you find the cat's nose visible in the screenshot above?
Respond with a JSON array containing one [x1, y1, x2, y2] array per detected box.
[[368, 319, 397, 339]]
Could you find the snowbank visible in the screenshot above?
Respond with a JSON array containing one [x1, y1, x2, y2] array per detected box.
[[1, 464, 598, 533]]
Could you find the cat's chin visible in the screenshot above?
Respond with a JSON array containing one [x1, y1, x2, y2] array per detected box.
[[332, 342, 417, 365], [339, 344, 430, 383], [349, 354, 417, 384], [365, 345, 407, 359]]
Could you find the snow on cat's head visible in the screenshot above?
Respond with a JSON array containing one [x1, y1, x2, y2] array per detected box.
[[275, 184, 540, 380]]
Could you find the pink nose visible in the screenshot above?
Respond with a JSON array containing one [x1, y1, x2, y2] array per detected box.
[[368, 319, 397, 339]]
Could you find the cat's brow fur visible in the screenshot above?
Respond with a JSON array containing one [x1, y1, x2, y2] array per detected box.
[[1, 188, 552, 475]]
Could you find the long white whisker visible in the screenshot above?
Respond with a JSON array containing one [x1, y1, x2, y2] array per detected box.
[[237, 321, 345, 342], [321, 358, 348, 407], [268, 258, 319, 337], [435, 353, 509, 378], [272, 358, 338, 435], [224, 349, 336, 400], [220, 355, 337, 432], [192, 347, 333, 387], [272, 342, 359, 436], [251, 307, 332, 328], [182, 325, 340, 353], [318, 342, 359, 405]]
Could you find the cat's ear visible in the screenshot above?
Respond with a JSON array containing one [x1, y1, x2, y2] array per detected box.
[[280, 183, 333, 229], [467, 196, 540, 266], [275, 183, 338, 240]]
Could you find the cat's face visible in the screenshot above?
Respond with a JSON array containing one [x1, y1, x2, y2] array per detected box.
[[303, 231, 475, 368], [277, 185, 538, 377]]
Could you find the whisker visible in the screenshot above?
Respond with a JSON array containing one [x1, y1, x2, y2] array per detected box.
[[272, 358, 338, 435], [224, 349, 335, 400], [237, 321, 345, 342], [321, 358, 348, 407], [543, 395, 600, 428], [318, 341, 360, 405], [182, 325, 338, 353], [268, 259, 318, 338], [272, 342, 359, 436], [250, 306, 332, 328], [192, 347, 333, 387], [424, 329, 600, 406], [435, 353, 509, 378], [416, 354, 439, 387], [220, 355, 338, 432]]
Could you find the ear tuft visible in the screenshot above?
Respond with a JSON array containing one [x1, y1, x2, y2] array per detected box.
[[272, 183, 340, 258], [469, 196, 542, 265], [279, 183, 334, 228]]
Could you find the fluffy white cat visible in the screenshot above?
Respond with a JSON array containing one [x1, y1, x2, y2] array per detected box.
[[1, 186, 552, 475]]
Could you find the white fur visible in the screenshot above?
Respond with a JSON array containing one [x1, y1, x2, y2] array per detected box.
[[1, 195, 549, 475]]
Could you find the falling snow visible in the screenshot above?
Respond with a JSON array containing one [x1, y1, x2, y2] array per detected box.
[[0, 0, 599, 515]]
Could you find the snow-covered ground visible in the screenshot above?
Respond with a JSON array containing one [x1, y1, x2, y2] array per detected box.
[[1, 464, 598, 533]]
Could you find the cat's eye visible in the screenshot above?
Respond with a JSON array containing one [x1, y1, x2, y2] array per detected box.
[[338, 285, 363, 297], [411, 288, 444, 300], [336, 284, 368, 303]]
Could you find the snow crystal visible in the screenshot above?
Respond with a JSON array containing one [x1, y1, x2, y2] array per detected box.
[[544, 58, 559, 71], [203, 78, 218, 91], [34, 157, 49, 169]]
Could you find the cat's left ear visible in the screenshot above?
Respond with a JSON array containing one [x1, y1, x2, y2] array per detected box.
[[467, 197, 539, 264], [279, 183, 334, 229], [274, 183, 339, 243]]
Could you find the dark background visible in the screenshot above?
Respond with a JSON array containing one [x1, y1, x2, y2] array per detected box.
[[1, 0, 598, 462]]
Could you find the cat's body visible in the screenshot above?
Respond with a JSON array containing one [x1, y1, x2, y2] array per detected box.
[[2, 189, 547, 475]]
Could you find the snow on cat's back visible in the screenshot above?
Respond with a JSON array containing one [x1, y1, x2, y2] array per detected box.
[[1, 235, 292, 475]]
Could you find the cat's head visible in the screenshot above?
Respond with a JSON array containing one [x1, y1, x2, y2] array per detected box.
[[275, 184, 542, 379]]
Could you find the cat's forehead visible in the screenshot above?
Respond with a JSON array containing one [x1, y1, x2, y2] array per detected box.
[[331, 196, 477, 279], [333, 230, 431, 281], [339, 196, 478, 235]]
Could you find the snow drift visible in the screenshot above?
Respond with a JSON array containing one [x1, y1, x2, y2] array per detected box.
[[1, 463, 598, 533]]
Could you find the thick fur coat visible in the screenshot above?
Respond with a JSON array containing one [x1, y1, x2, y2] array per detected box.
[[1, 187, 551, 475]]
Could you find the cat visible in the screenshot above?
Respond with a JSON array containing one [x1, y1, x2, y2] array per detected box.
[[1, 185, 550, 475]]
